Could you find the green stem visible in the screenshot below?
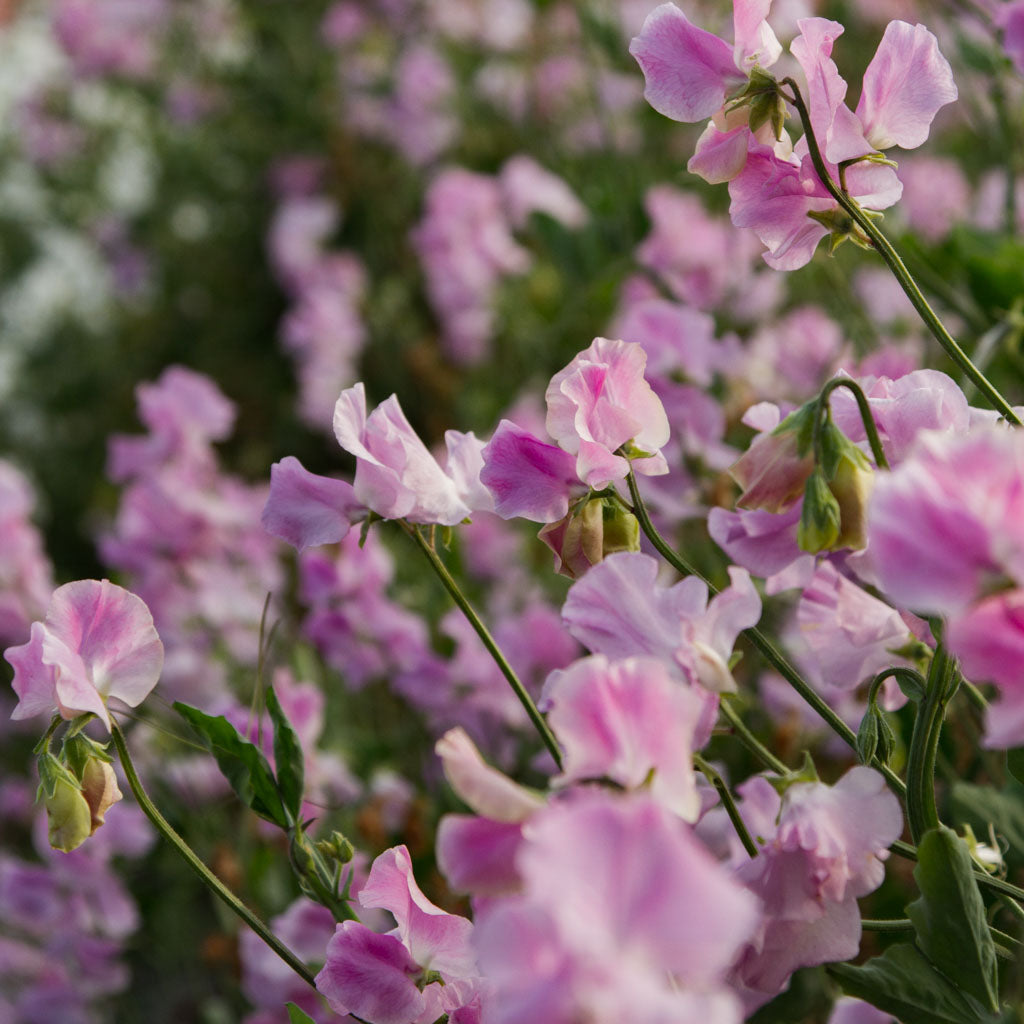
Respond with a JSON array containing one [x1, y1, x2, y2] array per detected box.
[[782, 77, 1021, 427], [695, 753, 759, 858], [110, 723, 317, 990], [627, 470, 906, 798], [816, 378, 890, 470], [718, 699, 789, 776], [861, 918, 915, 933], [405, 524, 563, 770], [905, 646, 955, 843]]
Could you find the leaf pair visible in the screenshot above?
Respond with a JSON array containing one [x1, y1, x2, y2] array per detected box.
[[174, 686, 305, 831]]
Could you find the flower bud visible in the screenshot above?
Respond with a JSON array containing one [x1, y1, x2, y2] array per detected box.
[[80, 757, 123, 834], [42, 768, 93, 853], [828, 442, 873, 550], [731, 403, 816, 513], [538, 496, 640, 579], [797, 469, 841, 553]]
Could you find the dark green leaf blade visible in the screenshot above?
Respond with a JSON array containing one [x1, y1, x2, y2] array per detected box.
[[174, 702, 288, 829], [831, 943, 996, 1024], [906, 825, 1000, 1012], [266, 684, 304, 825]]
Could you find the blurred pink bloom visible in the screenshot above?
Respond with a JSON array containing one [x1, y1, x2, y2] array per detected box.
[[999, 0, 1024, 74], [498, 155, 588, 230], [7, 580, 163, 732], [795, 561, 915, 691], [546, 338, 670, 487], [53, 0, 168, 80], [541, 654, 705, 819], [895, 156, 971, 241], [475, 791, 759, 1024], [947, 591, 1024, 748], [411, 168, 530, 364], [868, 425, 1024, 614], [262, 457, 363, 552]]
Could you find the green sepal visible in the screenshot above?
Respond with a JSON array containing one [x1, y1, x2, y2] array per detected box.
[[767, 751, 819, 797], [174, 702, 289, 829], [265, 685, 305, 826], [285, 1004, 318, 1024], [906, 825, 1001, 1013], [797, 469, 841, 552], [856, 707, 879, 766]]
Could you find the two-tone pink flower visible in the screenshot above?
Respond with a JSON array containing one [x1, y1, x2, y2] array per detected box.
[[6, 579, 164, 732]]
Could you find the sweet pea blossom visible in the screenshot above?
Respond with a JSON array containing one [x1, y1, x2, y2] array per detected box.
[[562, 551, 761, 695], [316, 845, 479, 1024], [545, 337, 670, 488], [6, 580, 164, 732]]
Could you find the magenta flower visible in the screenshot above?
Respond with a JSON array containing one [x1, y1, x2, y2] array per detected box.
[[6, 580, 164, 732], [545, 338, 670, 488], [333, 383, 481, 526]]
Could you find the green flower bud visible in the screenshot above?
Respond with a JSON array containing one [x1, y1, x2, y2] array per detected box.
[[538, 496, 640, 579], [797, 469, 841, 553], [38, 755, 93, 854]]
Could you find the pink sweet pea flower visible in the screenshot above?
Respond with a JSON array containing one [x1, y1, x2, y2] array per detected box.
[[562, 551, 761, 695], [474, 791, 760, 1024], [629, 1, 780, 124], [6, 580, 164, 732], [317, 845, 479, 1024], [334, 383, 478, 525], [545, 338, 670, 488]]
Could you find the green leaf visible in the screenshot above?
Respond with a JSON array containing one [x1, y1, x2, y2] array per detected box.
[[832, 943, 998, 1023], [907, 825, 1000, 1012], [174, 702, 288, 829], [950, 781, 1024, 871], [265, 685, 304, 825], [1006, 749, 1024, 787], [285, 1004, 317, 1024]]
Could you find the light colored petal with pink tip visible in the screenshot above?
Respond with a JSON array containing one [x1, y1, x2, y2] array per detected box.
[[360, 845, 477, 979], [733, 0, 781, 71], [436, 727, 544, 823], [856, 21, 958, 152], [629, 3, 743, 123], [48, 580, 163, 724]]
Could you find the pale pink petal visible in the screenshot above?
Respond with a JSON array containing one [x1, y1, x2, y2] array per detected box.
[[791, 18, 873, 165], [444, 431, 495, 514], [44, 580, 163, 716], [261, 456, 362, 551], [316, 921, 425, 1024], [629, 3, 743, 123], [435, 727, 544, 823], [688, 123, 751, 184], [733, 0, 782, 70], [856, 21, 958, 151], [7, 622, 61, 721], [707, 504, 803, 577], [574, 439, 630, 489]]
